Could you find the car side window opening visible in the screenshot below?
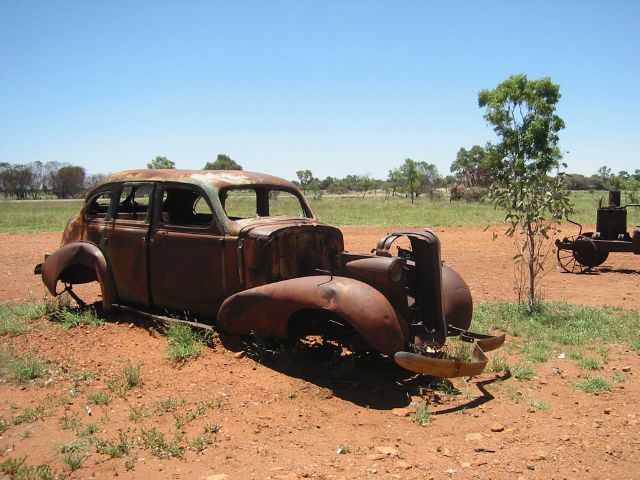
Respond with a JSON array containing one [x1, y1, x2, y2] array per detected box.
[[220, 188, 307, 220], [85, 191, 112, 220], [114, 184, 153, 222], [160, 187, 213, 226]]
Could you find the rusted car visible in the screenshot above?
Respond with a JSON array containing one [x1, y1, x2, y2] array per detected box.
[[35, 169, 503, 377]]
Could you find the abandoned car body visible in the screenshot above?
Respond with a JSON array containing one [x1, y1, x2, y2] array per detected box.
[[36, 169, 504, 377]]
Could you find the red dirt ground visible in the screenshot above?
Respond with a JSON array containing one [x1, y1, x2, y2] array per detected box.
[[1, 227, 639, 479]]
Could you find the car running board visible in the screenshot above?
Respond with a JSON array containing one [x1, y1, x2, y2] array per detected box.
[[394, 330, 506, 378]]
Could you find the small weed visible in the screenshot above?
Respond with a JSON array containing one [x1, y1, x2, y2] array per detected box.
[[12, 406, 47, 425], [204, 423, 220, 434], [596, 345, 609, 363], [62, 452, 86, 472], [96, 431, 132, 458], [156, 396, 181, 414], [612, 372, 627, 383], [574, 376, 612, 393], [189, 435, 213, 453], [165, 323, 203, 362], [488, 354, 510, 373], [21, 429, 32, 439], [88, 391, 110, 405], [70, 370, 93, 391], [428, 378, 458, 395], [505, 386, 524, 403], [336, 444, 350, 454], [129, 404, 148, 421], [51, 306, 102, 330], [59, 412, 81, 430], [578, 358, 601, 370], [288, 389, 299, 399], [124, 458, 136, 471], [58, 440, 87, 453], [0, 417, 8, 432], [80, 422, 100, 437], [530, 399, 550, 410], [568, 349, 583, 360], [413, 402, 432, 426], [512, 363, 536, 380], [122, 361, 142, 389], [139, 427, 185, 458]]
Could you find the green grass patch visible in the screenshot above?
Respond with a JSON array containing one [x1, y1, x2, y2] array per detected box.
[[96, 432, 132, 458], [0, 190, 621, 234], [88, 391, 110, 405], [473, 302, 640, 352], [530, 399, 550, 410], [0, 302, 47, 335], [0, 199, 83, 233], [0, 456, 61, 479], [12, 406, 48, 425], [50, 307, 103, 329], [0, 348, 48, 384], [574, 376, 612, 393], [165, 323, 204, 362], [578, 358, 602, 370], [512, 363, 536, 380], [139, 427, 185, 458]]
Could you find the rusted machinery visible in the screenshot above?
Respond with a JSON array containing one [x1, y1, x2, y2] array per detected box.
[[556, 190, 640, 273]]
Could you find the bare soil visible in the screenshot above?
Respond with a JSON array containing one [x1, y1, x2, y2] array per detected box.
[[1, 227, 639, 479]]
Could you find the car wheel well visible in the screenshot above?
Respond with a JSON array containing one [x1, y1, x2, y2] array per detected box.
[[286, 308, 370, 352]]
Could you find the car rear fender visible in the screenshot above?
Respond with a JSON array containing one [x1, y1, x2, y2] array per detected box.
[[40, 242, 116, 310], [217, 276, 408, 355]]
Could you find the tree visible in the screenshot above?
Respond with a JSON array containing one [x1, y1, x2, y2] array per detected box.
[[451, 145, 493, 188], [386, 168, 402, 197], [203, 154, 242, 170], [398, 159, 440, 203], [597, 166, 612, 184], [50, 165, 86, 199], [478, 73, 572, 312], [296, 170, 314, 194], [147, 156, 175, 169]]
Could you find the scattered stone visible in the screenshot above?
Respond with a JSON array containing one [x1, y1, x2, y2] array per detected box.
[[391, 407, 412, 417], [234, 351, 246, 359], [461, 462, 471, 468], [604, 408, 612, 415], [444, 468, 457, 476], [559, 434, 570, 442], [527, 463, 536, 471], [465, 433, 483, 442], [622, 366, 631, 372], [395, 460, 412, 470], [375, 446, 400, 457], [490, 423, 505, 433], [531, 451, 547, 461], [367, 453, 386, 461]]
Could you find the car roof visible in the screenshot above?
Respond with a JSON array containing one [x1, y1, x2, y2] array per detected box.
[[94, 169, 299, 192]]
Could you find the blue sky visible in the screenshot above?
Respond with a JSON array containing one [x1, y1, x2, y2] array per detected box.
[[1, 1, 638, 181]]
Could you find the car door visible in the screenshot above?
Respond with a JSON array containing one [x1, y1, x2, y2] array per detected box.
[[105, 182, 154, 307], [148, 184, 225, 317]]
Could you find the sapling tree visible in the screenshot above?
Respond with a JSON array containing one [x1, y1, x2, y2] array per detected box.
[[478, 74, 573, 312]]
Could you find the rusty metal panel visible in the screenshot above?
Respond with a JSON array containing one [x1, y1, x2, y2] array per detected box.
[[217, 275, 408, 355]]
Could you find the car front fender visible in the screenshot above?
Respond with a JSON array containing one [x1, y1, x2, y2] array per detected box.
[[217, 276, 408, 355], [40, 241, 116, 310]]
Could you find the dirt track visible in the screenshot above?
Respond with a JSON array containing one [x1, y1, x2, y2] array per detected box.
[[1, 227, 639, 479]]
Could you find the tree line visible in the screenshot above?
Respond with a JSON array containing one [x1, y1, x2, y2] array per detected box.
[[0, 161, 102, 200]]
